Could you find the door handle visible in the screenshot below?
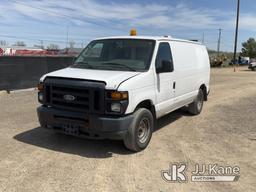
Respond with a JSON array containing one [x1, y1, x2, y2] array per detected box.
[[173, 82, 176, 89]]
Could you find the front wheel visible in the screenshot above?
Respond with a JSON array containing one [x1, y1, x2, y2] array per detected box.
[[123, 108, 154, 152], [188, 89, 204, 115], [252, 67, 256, 71]]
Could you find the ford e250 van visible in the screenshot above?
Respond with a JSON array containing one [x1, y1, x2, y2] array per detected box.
[[37, 32, 210, 152]]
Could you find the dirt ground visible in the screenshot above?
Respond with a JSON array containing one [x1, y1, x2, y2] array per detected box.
[[0, 66, 255, 192]]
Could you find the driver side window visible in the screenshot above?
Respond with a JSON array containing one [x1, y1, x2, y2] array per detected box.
[[155, 42, 173, 71]]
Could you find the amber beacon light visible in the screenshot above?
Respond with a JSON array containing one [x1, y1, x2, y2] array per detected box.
[[130, 29, 137, 36]]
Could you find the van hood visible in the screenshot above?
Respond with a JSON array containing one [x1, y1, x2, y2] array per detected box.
[[40, 67, 141, 89]]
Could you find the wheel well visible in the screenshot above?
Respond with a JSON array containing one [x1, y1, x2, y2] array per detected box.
[[200, 84, 208, 101], [135, 100, 156, 119]]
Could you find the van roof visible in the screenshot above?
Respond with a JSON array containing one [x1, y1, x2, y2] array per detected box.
[[95, 36, 203, 45]]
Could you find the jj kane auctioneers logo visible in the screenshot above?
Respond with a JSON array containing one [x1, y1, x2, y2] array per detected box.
[[161, 163, 240, 183]]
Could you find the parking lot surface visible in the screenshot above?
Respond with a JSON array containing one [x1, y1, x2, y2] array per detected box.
[[0, 67, 256, 192]]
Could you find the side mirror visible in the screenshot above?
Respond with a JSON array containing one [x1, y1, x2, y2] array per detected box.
[[156, 60, 174, 73]]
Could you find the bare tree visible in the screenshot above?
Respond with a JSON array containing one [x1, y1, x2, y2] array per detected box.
[[47, 44, 59, 50], [0, 40, 8, 46], [13, 41, 26, 47]]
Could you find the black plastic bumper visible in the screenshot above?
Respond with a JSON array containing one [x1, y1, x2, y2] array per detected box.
[[37, 106, 134, 140]]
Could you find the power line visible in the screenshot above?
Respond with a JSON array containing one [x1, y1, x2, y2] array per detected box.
[[11, 0, 123, 30]]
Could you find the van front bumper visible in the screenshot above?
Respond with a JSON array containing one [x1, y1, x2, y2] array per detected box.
[[37, 106, 133, 140]]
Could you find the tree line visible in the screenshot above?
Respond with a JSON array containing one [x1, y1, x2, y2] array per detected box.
[[1, 37, 256, 57], [0, 40, 77, 50], [241, 38, 256, 58]]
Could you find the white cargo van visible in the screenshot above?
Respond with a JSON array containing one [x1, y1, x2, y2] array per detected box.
[[37, 32, 210, 151]]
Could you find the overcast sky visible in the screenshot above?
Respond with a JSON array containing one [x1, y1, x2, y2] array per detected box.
[[0, 0, 256, 51]]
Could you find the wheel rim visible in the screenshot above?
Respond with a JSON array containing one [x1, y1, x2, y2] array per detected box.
[[137, 117, 150, 144], [197, 92, 203, 111]]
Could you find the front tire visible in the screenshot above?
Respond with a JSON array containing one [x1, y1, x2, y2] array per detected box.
[[123, 108, 153, 152], [252, 67, 256, 71], [188, 89, 204, 115]]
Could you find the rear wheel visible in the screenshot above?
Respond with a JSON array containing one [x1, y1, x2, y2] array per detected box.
[[188, 89, 204, 115], [123, 108, 153, 152]]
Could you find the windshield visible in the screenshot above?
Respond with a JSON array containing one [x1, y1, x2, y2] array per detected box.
[[72, 39, 155, 72]]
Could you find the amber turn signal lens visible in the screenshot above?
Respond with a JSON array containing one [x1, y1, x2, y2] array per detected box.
[[37, 83, 44, 91], [111, 91, 128, 100]]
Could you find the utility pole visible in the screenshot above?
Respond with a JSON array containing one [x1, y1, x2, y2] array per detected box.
[[202, 32, 205, 44], [217, 28, 222, 58], [66, 26, 69, 50], [40, 40, 44, 49], [233, 0, 240, 72]]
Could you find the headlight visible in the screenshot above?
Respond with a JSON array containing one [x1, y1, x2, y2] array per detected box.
[[111, 103, 121, 112], [105, 90, 129, 114], [38, 92, 44, 103]]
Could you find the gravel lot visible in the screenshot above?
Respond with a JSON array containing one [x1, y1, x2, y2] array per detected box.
[[0, 66, 255, 192]]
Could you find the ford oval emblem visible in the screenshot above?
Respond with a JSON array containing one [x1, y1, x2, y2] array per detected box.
[[63, 94, 76, 101]]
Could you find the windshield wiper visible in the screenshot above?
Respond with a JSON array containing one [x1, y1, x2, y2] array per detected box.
[[102, 62, 136, 71], [73, 61, 94, 69]]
